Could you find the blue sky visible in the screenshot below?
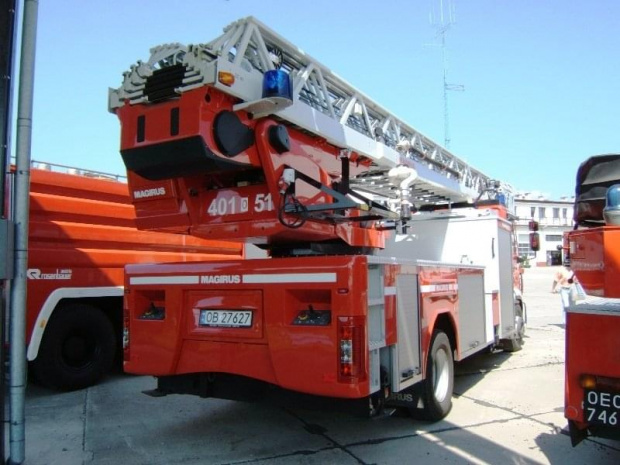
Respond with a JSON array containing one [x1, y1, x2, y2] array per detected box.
[[23, 0, 620, 199]]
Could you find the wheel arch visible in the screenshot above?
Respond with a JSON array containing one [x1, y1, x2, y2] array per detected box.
[[431, 312, 457, 360], [27, 287, 123, 361]]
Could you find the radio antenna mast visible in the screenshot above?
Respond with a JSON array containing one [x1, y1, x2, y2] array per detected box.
[[430, 0, 464, 149]]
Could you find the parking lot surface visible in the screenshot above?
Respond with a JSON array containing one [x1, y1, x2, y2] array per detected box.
[[16, 266, 620, 464]]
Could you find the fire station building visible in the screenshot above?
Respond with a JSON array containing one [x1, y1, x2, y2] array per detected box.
[[514, 194, 574, 266]]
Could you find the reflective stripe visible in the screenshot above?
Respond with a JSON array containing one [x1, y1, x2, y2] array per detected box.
[[128, 273, 338, 285], [242, 273, 337, 284], [129, 276, 200, 285], [420, 284, 458, 293]]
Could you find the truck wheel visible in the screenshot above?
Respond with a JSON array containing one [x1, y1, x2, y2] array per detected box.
[[31, 304, 116, 391], [502, 301, 525, 353], [502, 336, 522, 352], [418, 330, 454, 421], [515, 300, 526, 342]]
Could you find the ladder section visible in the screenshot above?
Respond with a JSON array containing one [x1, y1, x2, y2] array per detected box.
[[109, 16, 493, 205]]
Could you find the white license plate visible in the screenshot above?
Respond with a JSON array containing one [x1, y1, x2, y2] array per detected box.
[[584, 390, 620, 427], [199, 309, 252, 328]]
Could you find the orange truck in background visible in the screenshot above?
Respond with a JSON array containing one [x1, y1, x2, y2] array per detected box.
[[563, 154, 620, 445], [14, 163, 243, 391]]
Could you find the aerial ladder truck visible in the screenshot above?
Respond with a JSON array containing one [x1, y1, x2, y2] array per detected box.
[[108, 16, 524, 420]]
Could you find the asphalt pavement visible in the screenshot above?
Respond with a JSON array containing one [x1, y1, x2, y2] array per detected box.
[[11, 266, 620, 464]]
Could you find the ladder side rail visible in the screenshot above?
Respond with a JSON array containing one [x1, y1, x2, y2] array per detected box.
[[282, 54, 485, 184], [239, 17, 488, 185], [324, 77, 488, 190]]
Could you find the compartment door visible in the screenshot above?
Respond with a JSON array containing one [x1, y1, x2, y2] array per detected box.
[[457, 273, 486, 358], [393, 274, 422, 392]]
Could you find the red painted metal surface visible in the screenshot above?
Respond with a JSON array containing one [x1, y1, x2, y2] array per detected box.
[[565, 311, 620, 425], [568, 227, 620, 298], [124, 255, 371, 398], [565, 227, 620, 442], [26, 168, 243, 343], [124, 255, 483, 399], [113, 87, 384, 249]]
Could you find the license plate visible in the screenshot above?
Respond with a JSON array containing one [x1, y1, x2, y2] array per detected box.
[[584, 390, 620, 427], [199, 309, 252, 328]]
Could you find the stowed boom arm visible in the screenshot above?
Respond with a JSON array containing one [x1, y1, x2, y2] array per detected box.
[[109, 16, 504, 254]]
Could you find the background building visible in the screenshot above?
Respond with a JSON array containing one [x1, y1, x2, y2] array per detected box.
[[514, 193, 574, 266]]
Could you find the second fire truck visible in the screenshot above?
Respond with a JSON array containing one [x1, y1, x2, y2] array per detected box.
[[108, 17, 525, 420], [563, 154, 620, 445]]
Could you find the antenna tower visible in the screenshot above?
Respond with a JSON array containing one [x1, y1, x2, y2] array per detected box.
[[430, 0, 464, 148]]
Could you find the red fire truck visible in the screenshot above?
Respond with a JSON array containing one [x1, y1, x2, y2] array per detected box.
[[108, 17, 525, 420], [18, 163, 243, 391], [563, 154, 620, 445]]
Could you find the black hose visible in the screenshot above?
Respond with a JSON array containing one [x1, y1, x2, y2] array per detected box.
[[278, 193, 308, 229]]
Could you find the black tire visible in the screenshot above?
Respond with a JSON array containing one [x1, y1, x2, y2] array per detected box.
[[503, 301, 525, 353], [31, 304, 116, 391], [418, 330, 454, 421], [502, 336, 522, 352], [515, 300, 526, 342]]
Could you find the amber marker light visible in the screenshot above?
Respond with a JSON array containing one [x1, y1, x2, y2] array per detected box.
[[580, 374, 597, 390], [218, 71, 235, 86]]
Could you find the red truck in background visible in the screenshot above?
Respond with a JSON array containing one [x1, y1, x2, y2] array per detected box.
[[563, 154, 620, 445], [14, 163, 243, 391]]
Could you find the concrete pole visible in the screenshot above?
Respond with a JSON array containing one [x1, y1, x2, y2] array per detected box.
[[9, 1, 38, 463]]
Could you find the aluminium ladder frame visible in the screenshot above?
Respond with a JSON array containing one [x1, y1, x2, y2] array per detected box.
[[109, 16, 502, 208]]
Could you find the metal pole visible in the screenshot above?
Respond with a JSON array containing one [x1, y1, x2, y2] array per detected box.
[[1, 0, 17, 212], [9, 1, 38, 463], [1, 0, 18, 461]]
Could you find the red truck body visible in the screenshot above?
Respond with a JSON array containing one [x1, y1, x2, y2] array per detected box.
[[23, 166, 243, 390], [565, 226, 620, 445], [125, 255, 485, 400]]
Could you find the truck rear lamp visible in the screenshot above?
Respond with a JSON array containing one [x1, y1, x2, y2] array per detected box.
[[580, 374, 620, 392], [603, 184, 620, 225], [580, 374, 597, 390], [338, 316, 365, 382], [218, 71, 235, 86]]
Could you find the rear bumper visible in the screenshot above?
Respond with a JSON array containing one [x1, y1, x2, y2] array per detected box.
[[148, 372, 373, 416]]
